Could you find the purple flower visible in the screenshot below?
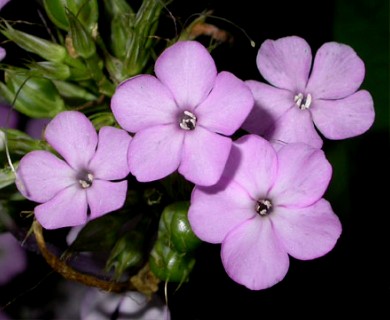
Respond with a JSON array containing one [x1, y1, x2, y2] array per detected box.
[[188, 134, 342, 290], [0, 0, 10, 10], [111, 40, 254, 186], [16, 111, 131, 229], [0, 232, 27, 285], [242, 36, 375, 148], [0, 47, 5, 61]]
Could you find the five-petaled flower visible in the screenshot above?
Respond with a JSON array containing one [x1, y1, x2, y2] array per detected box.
[[188, 134, 342, 290], [16, 111, 131, 229], [242, 36, 375, 148], [111, 40, 254, 186]]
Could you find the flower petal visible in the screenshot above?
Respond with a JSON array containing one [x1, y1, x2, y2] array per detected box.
[[87, 180, 127, 220], [0, 47, 5, 61], [306, 42, 365, 99], [179, 127, 231, 186], [34, 186, 88, 229], [88, 126, 131, 180], [272, 199, 342, 260], [195, 71, 254, 135], [128, 125, 184, 182], [111, 75, 178, 133], [311, 90, 375, 139], [228, 135, 277, 199], [189, 178, 255, 243], [257, 36, 312, 91], [155, 40, 217, 108], [271, 143, 332, 208], [264, 106, 323, 149], [221, 217, 289, 290], [16, 150, 75, 203], [44, 111, 98, 170], [242, 80, 294, 136]]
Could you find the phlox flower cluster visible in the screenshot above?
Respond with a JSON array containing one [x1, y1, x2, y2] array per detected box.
[[15, 37, 374, 290]]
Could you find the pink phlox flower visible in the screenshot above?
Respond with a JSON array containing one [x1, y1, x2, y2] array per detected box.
[[0, 232, 27, 285], [242, 36, 375, 148], [111, 40, 254, 186], [188, 134, 342, 290], [16, 111, 131, 229]]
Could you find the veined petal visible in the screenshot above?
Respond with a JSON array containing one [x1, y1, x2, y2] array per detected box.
[[111, 75, 178, 132], [87, 180, 127, 220], [306, 42, 365, 99], [228, 135, 277, 200], [34, 186, 88, 229], [221, 217, 289, 290], [195, 71, 254, 135], [271, 143, 332, 208], [128, 125, 184, 182], [311, 90, 375, 139], [264, 107, 323, 149], [88, 126, 131, 180], [16, 150, 75, 203], [242, 80, 293, 136], [45, 111, 98, 170], [179, 127, 231, 186], [272, 199, 342, 260], [155, 40, 217, 108], [188, 178, 255, 243], [257, 36, 312, 91]]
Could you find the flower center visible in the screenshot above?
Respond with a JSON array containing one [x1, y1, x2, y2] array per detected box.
[[294, 93, 312, 110], [255, 199, 272, 216], [179, 110, 197, 130], [77, 171, 94, 189]]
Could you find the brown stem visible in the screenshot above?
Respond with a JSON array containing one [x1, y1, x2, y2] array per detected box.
[[32, 220, 159, 295]]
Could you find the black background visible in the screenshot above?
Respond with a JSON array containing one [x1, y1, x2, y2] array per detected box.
[[1, 0, 389, 319]]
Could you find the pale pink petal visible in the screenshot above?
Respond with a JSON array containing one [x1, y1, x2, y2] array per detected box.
[[44, 111, 98, 170], [0, 47, 6, 61], [188, 178, 255, 243], [264, 106, 323, 149], [0, 0, 10, 11], [242, 80, 294, 136], [311, 90, 375, 139], [16, 150, 76, 203], [34, 186, 88, 229], [88, 126, 131, 180], [87, 180, 127, 220], [111, 75, 178, 132], [228, 135, 277, 199], [221, 217, 289, 290], [272, 199, 342, 260], [306, 42, 365, 99], [257, 36, 312, 91], [128, 125, 184, 182], [155, 41, 217, 108], [195, 71, 254, 135], [271, 143, 332, 208], [179, 127, 231, 186]]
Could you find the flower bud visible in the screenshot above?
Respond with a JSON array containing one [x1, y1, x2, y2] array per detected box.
[[28, 61, 71, 80], [43, 0, 99, 32], [1, 70, 66, 118], [149, 240, 196, 283], [0, 21, 67, 63]]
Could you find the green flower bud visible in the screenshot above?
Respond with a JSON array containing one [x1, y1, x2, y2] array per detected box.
[[0, 21, 67, 63], [27, 61, 71, 81], [160, 201, 201, 253], [149, 240, 196, 283], [43, 0, 99, 32], [89, 112, 116, 131], [106, 231, 144, 280], [1, 70, 66, 118], [52, 80, 97, 101], [1, 128, 49, 155], [66, 9, 96, 59]]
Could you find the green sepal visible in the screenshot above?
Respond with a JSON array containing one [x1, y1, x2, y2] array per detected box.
[[0, 20, 67, 63], [27, 61, 71, 81], [43, 0, 99, 32], [149, 240, 196, 283]]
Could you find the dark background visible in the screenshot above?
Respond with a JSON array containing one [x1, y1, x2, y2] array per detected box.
[[1, 0, 389, 319]]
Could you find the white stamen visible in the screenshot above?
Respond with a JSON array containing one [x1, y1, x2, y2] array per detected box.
[[256, 199, 272, 216], [294, 93, 312, 110], [79, 173, 94, 189], [179, 110, 197, 130]]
